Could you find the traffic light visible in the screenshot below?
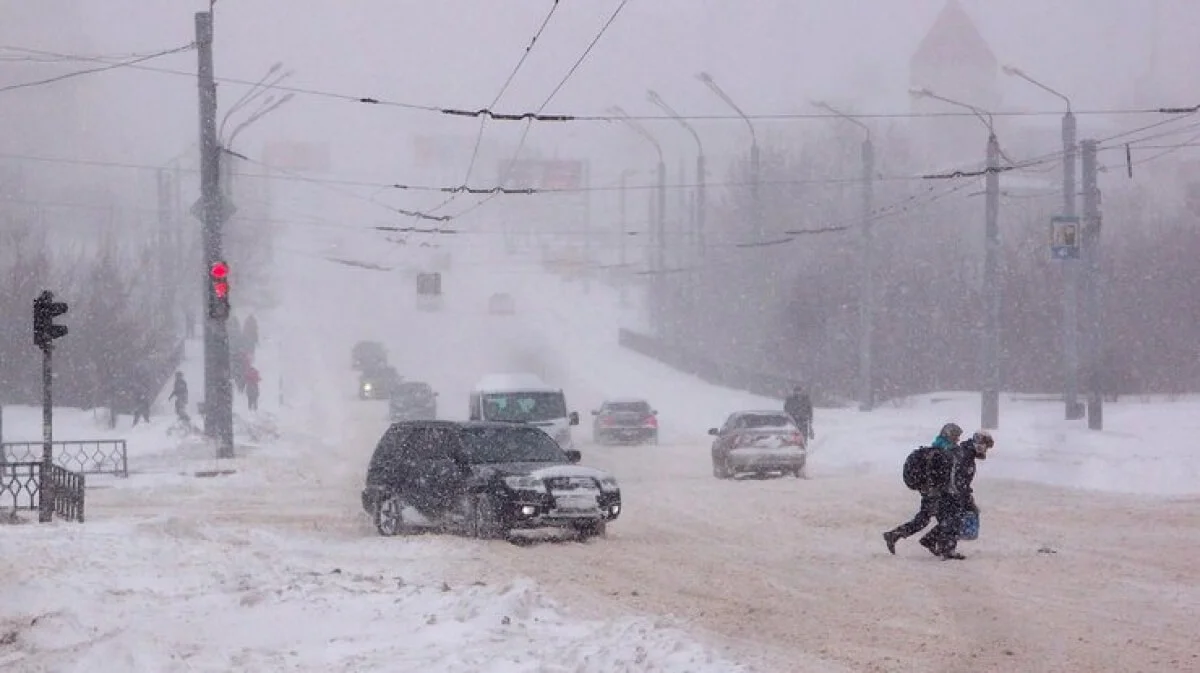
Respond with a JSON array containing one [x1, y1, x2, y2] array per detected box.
[[209, 260, 231, 320], [33, 290, 68, 350]]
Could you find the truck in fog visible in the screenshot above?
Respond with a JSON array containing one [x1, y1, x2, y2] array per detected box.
[[469, 373, 580, 449]]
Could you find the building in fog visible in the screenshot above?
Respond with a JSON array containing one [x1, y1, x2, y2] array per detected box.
[[908, 0, 1001, 166]]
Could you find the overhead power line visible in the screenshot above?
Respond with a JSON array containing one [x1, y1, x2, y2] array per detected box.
[[425, 0, 564, 217], [444, 0, 633, 221], [0, 43, 195, 95], [1, 44, 1195, 124]]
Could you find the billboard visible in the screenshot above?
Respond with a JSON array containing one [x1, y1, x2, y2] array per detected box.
[[263, 141, 331, 172], [497, 159, 586, 190]]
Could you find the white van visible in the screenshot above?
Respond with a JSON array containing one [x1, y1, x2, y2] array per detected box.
[[469, 373, 580, 449]]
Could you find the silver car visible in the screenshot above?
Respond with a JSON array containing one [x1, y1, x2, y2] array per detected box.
[[708, 411, 807, 479]]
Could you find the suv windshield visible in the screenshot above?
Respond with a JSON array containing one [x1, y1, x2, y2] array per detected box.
[[481, 392, 566, 422], [460, 426, 567, 464], [605, 401, 650, 413]]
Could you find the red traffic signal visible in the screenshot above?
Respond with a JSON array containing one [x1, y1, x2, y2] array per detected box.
[[208, 260, 231, 319]]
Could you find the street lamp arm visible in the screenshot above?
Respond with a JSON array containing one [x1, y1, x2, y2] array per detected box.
[[696, 71, 756, 145], [647, 89, 703, 153], [219, 62, 285, 140], [810, 99, 870, 141], [909, 87, 994, 135], [1002, 65, 1072, 112], [227, 92, 295, 150], [608, 105, 664, 163]]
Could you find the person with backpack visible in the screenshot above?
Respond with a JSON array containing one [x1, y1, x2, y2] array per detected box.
[[921, 429, 994, 560], [882, 422, 962, 555]]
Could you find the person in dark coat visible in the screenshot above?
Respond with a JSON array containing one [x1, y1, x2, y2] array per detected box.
[[245, 365, 261, 411], [167, 372, 189, 422], [784, 386, 814, 439], [883, 422, 962, 554], [920, 430, 994, 560]]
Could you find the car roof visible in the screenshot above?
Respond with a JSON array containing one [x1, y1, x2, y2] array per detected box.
[[602, 397, 650, 405], [387, 420, 542, 432], [731, 410, 792, 418], [473, 373, 558, 393]]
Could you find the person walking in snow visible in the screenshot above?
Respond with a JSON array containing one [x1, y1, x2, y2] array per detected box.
[[882, 422, 962, 555], [784, 386, 814, 440], [921, 430, 994, 560], [245, 365, 261, 411], [167, 371, 189, 422]]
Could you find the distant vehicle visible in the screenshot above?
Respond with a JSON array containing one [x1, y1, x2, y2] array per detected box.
[[591, 398, 658, 445], [360, 365, 401, 400], [416, 272, 443, 312], [352, 340, 388, 371], [708, 410, 807, 479], [390, 381, 438, 421], [488, 292, 515, 315], [469, 373, 579, 449], [360, 420, 621, 540]]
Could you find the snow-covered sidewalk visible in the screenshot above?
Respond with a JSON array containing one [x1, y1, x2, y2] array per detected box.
[[0, 256, 753, 672]]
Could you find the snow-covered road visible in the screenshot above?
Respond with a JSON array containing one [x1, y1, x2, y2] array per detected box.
[[4, 236, 1198, 673]]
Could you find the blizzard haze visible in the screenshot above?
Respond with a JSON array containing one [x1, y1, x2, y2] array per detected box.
[[2, 2, 1200, 672]]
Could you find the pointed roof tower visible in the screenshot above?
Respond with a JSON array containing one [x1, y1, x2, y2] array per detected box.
[[911, 0, 997, 74]]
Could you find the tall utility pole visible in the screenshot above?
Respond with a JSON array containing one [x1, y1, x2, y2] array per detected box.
[[1081, 139, 1104, 430], [813, 101, 875, 411], [1062, 110, 1080, 419], [618, 168, 632, 307], [982, 133, 1002, 429], [911, 87, 1002, 429], [1002, 66, 1081, 420], [697, 72, 759, 239], [194, 11, 235, 458], [609, 106, 667, 339]]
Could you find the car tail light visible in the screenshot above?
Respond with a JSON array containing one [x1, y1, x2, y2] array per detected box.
[[789, 433, 805, 446], [642, 414, 657, 428]]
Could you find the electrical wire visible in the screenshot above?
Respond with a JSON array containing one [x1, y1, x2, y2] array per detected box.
[[445, 0, 633, 221], [422, 0, 564, 217], [0, 43, 195, 95], [1, 44, 1195, 124]]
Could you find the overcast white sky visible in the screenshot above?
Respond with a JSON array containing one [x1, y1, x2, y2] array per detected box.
[[1, 0, 1197, 197]]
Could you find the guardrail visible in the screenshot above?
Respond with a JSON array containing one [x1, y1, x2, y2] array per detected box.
[[2, 440, 128, 477], [617, 328, 797, 401], [0, 461, 85, 522]]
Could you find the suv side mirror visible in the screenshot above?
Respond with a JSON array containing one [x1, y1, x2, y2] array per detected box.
[[590, 409, 599, 416], [569, 411, 580, 426], [651, 410, 658, 415], [707, 427, 719, 436], [565, 449, 582, 464]]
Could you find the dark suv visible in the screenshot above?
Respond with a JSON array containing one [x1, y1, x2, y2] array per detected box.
[[390, 381, 438, 421], [361, 421, 622, 541]]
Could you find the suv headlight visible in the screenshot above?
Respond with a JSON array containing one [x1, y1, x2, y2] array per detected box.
[[503, 475, 547, 492], [597, 476, 620, 493], [362, 382, 373, 391]]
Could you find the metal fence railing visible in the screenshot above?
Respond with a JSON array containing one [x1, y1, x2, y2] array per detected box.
[[0, 461, 85, 522], [2, 440, 128, 477]]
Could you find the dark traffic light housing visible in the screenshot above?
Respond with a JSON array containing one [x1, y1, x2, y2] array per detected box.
[[33, 290, 69, 350], [209, 260, 230, 320]]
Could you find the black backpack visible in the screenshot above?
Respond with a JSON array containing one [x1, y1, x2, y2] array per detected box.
[[902, 446, 948, 491]]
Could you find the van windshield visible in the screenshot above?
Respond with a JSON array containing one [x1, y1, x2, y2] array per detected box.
[[481, 392, 566, 422]]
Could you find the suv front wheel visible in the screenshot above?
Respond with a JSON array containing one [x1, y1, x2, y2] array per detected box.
[[375, 494, 416, 536], [467, 493, 507, 540]]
